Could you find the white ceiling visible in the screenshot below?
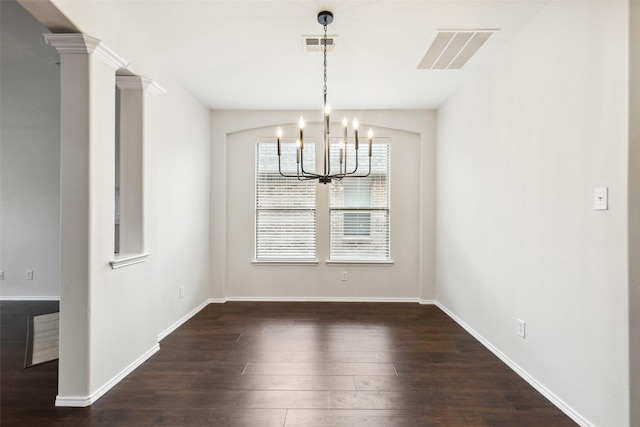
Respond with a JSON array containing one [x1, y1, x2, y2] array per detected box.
[[54, 1, 551, 110]]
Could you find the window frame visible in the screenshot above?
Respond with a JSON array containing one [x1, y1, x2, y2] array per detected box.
[[328, 141, 391, 263], [253, 139, 318, 264]]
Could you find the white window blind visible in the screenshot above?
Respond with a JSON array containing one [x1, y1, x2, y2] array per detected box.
[[256, 141, 316, 260], [329, 142, 390, 261]]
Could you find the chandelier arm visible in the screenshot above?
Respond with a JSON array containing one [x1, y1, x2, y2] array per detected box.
[[297, 160, 323, 181], [338, 149, 372, 179], [343, 147, 360, 176], [277, 151, 323, 180], [300, 148, 326, 179], [343, 140, 347, 176], [277, 153, 316, 179], [352, 154, 372, 178], [277, 164, 302, 179]]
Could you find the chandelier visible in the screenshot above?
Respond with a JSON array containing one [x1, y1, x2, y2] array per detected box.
[[276, 11, 373, 184]]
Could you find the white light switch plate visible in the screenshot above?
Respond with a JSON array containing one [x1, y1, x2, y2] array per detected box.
[[594, 187, 608, 210], [517, 319, 526, 338]]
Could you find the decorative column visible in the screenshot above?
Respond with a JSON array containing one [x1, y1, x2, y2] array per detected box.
[[44, 34, 127, 407]]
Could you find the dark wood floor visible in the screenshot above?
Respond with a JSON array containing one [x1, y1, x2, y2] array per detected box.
[[1, 301, 577, 426]]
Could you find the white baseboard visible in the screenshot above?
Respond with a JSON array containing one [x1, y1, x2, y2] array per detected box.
[[434, 302, 592, 427], [0, 296, 60, 301], [158, 299, 211, 341], [55, 343, 160, 407], [53, 395, 92, 407]]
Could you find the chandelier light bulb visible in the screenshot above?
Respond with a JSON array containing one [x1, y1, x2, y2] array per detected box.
[[368, 129, 373, 139], [298, 118, 304, 149], [342, 117, 348, 128], [325, 104, 331, 115], [276, 127, 282, 156], [353, 119, 359, 150]]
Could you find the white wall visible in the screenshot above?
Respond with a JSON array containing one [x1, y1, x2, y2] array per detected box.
[[20, 0, 213, 404], [211, 110, 435, 300], [628, 1, 640, 425], [88, 74, 211, 396], [0, 0, 60, 299], [50, 0, 212, 338], [436, 2, 629, 426]]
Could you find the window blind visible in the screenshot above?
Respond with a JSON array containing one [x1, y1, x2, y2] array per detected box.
[[329, 142, 390, 261], [256, 141, 316, 259]]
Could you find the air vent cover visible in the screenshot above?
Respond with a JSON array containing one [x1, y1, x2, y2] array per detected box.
[[418, 30, 496, 70], [302, 35, 336, 52]]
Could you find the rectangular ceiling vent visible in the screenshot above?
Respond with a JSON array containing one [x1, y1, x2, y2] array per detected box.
[[302, 35, 336, 53], [418, 30, 497, 70]]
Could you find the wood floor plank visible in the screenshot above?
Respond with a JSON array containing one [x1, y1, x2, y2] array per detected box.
[[190, 374, 357, 391], [243, 362, 397, 376], [291, 351, 400, 363], [84, 408, 287, 427], [1, 301, 578, 426], [146, 390, 329, 409], [328, 390, 426, 410], [284, 409, 486, 427]]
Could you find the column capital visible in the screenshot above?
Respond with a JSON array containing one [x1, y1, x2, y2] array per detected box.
[[116, 75, 166, 95], [44, 33, 128, 70]]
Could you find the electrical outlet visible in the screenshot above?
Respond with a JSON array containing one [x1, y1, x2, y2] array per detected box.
[[180, 286, 184, 299], [341, 271, 348, 281], [26, 270, 34, 280], [517, 319, 526, 338], [594, 187, 608, 210], [0, 271, 4, 280]]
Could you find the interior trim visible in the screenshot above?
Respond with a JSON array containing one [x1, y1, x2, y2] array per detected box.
[[110, 253, 150, 270], [55, 343, 160, 407]]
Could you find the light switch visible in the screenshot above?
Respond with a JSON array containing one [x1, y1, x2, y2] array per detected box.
[[594, 187, 608, 210]]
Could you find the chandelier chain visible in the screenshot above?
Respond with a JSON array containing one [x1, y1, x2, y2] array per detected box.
[[323, 23, 328, 98]]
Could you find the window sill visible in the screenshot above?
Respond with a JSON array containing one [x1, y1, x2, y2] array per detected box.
[[110, 252, 150, 269], [252, 258, 319, 266], [326, 259, 394, 266]]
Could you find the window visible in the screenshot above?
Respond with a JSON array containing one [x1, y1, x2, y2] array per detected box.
[[255, 141, 316, 260], [330, 143, 390, 261]]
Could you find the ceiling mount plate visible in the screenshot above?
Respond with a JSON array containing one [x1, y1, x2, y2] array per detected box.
[[317, 11, 333, 26]]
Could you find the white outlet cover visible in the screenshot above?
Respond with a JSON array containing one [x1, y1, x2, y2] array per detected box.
[[594, 187, 608, 210]]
